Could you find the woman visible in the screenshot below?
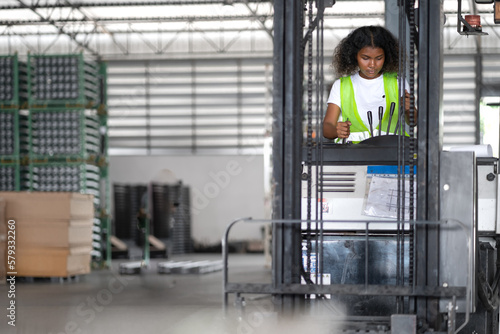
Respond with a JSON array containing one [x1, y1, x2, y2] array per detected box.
[[323, 25, 414, 143]]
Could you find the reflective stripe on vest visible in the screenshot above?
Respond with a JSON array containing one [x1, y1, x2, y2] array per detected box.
[[337, 72, 407, 143]]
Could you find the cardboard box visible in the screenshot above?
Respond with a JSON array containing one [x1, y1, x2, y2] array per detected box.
[[0, 192, 95, 278], [15, 219, 93, 248], [15, 246, 92, 277], [0, 192, 94, 221]]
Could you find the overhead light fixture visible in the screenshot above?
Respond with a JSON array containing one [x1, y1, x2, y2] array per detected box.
[[223, 0, 234, 6]]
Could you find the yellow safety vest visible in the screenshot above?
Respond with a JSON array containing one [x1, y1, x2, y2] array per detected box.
[[338, 72, 407, 143]]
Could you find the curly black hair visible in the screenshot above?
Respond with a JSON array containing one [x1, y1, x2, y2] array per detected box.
[[332, 26, 399, 77]]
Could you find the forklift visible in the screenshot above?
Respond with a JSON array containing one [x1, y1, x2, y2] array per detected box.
[[224, 0, 500, 332]]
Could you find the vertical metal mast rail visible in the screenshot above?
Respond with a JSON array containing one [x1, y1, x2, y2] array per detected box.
[[407, 0, 416, 228], [407, 0, 417, 317], [304, 0, 327, 292], [272, 0, 305, 313], [416, 0, 444, 331], [315, 0, 325, 290], [305, 0, 314, 289], [396, 0, 408, 315], [303, 0, 328, 292], [395, 0, 418, 315]]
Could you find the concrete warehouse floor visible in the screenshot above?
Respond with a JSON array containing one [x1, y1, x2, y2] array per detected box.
[[0, 253, 280, 334], [3, 253, 492, 334]]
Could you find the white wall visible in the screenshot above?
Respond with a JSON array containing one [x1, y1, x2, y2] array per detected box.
[[109, 154, 265, 245]]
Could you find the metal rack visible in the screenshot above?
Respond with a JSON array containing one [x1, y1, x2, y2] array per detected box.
[[170, 185, 192, 254], [152, 182, 192, 254], [113, 183, 148, 245]]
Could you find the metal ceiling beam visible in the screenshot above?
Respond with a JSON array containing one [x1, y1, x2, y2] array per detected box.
[[1, 1, 495, 58], [1, 27, 271, 36], [64, 0, 131, 54], [16, 0, 100, 57], [64, 0, 112, 35], [0, 13, 389, 26], [0, 19, 397, 36], [0, 15, 274, 25], [243, 1, 273, 39], [0, 0, 272, 9]]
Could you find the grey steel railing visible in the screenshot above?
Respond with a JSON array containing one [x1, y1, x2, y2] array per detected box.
[[222, 218, 472, 334]]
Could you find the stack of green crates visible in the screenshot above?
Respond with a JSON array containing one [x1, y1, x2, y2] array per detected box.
[[0, 53, 110, 266], [0, 55, 28, 191], [24, 54, 109, 266]]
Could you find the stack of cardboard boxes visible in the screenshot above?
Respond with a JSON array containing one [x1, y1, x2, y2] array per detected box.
[[0, 192, 94, 278]]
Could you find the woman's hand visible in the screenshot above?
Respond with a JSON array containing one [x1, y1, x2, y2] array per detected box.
[[336, 120, 351, 139], [405, 90, 411, 112]]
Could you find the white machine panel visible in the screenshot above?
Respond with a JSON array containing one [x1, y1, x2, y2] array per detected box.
[[302, 165, 415, 230], [477, 165, 497, 232]]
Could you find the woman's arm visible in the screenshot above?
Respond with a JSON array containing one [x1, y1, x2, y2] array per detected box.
[[323, 103, 351, 139]]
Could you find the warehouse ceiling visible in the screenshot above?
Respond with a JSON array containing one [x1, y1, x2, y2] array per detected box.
[[0, 0, 499, 59], [0, 0, 276, 58]]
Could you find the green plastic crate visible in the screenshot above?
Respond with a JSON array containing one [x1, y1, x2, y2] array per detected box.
[[28, 54, 100, 109], [0, 55, 28, 109], [0, 163, 21, 191], [0, 109, 20, 159], [27, 108, 100, 161], [27, 161, 101, 202]]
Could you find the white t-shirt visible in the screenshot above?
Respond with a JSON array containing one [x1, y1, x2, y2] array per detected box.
[[327, 72, 408, 131]]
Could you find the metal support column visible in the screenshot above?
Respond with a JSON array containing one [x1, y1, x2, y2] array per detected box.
[[474, 53, 482, 144], [416, 0, 444, 331], [272, 0, 305, 314]]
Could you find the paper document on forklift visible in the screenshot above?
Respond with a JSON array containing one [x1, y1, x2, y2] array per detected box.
[[363, 176, 417, 220]]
